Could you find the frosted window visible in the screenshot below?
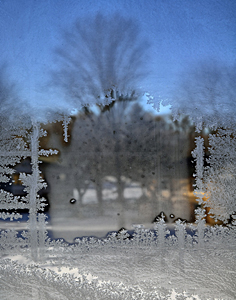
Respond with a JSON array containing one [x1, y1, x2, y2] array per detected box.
[[0, 1, 235, 299]]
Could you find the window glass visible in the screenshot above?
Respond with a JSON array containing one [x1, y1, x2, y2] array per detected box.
[[0, 1, 235, 299]]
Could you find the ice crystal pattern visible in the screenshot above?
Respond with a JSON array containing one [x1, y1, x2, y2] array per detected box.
[[0, 14, 235, 300]]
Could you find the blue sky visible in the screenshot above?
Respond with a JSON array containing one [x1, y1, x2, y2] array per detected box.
[[0, 0, 235, 119]]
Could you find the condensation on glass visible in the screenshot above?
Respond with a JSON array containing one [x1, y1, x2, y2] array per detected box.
[[0, 2, 235, 299]]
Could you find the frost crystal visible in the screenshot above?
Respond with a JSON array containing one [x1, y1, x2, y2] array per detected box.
[[203, 129, 236, 223], [0, 11, 235, 300]]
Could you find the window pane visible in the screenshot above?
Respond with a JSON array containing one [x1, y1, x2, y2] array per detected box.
[[0, 1, 235, 299]]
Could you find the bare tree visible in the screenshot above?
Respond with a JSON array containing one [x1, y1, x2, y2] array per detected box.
[[0, 63, 30, 129], [170, 60, 236, 131], [50, 13, 150, 110]]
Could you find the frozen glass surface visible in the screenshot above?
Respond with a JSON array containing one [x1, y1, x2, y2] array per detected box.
[[0, 1, 236, 299]]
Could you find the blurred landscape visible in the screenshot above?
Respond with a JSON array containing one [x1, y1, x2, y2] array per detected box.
[[37, 100, 208, 241]]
